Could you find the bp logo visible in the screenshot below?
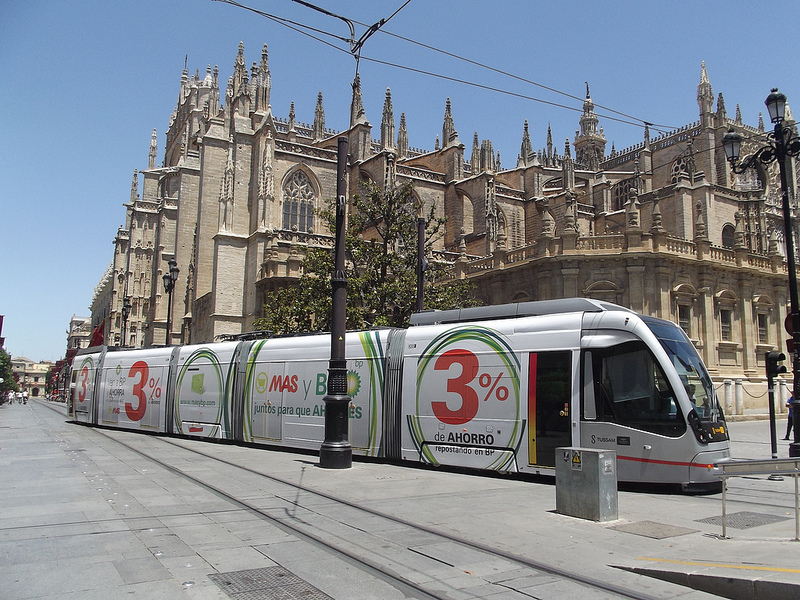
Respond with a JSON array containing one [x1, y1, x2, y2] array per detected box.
[[116, 364, 121, 375], [346, 371, 361, 398]]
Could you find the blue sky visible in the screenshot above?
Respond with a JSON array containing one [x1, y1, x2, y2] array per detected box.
[[1, 0, 799, 362]]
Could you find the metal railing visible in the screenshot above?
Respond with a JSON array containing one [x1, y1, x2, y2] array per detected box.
[[719, 458, 800, 540]]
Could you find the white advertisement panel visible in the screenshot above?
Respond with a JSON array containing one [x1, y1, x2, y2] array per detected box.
[[242, 331, 387, 454], [173, 343, 238, 438], [99, 348, 170, 431]]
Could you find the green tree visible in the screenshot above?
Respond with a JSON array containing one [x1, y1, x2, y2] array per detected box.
[[0, 348, 19, 395], [254, 180, 478, 334]]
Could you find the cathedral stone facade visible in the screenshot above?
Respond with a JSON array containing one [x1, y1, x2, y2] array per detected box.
[[94, 45, 799, 412]]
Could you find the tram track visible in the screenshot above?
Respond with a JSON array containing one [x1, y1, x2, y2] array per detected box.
[[36, 400, 665, 599], [154, 438, 657, 599], [65, 425, 659, 599]]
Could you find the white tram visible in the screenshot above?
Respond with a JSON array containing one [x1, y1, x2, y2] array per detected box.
[[70, 298, 730, 488]]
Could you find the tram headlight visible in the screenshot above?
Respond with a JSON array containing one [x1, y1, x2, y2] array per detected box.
[[687, 409, 709, 444]]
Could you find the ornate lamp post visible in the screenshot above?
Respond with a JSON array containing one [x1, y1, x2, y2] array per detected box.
[[120, 296, 131, 347], [162, 258, 179, 345], [723, 88, 800, 456], [320, 137, 352, 469]]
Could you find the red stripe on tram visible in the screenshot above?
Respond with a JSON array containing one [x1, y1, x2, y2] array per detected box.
[[617, 455, 716, 469]]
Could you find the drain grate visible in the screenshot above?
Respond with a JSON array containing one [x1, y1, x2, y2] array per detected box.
[[696, 511, 791, 529], [209, 566, 334, 600], [610, 520, 698, 539]]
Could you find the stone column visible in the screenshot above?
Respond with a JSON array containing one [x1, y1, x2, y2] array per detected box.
[[699, 271, 717, 373], [627, 264, 646, 313], [735, 379, 744, 415], [723, 379, 733, 415], [655, 266, 671, 320], [561, 266, 580, 298]]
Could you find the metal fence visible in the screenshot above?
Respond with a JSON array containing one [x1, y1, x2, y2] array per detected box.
[[719, 458, 800, 540]]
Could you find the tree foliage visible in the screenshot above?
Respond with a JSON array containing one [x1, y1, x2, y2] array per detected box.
[[254, 180, 479, 334], [0, 348, 19, 394]]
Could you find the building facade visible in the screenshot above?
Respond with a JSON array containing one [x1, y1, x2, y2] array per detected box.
[[92, 45, 799, 411], [11, 357, 53, 398]]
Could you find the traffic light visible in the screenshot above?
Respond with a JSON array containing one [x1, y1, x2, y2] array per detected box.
[[766, 351, 787, 378]]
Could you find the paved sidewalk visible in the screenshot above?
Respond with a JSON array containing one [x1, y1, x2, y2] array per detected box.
[[1, 400, 799, 599]]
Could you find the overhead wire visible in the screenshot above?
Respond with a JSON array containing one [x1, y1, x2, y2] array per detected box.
[[214, 0, 680, 135], [212, 0, 800, 232], [359, 54, 642, 129], [213, 0, 350, 49], [216, 0, 783, 177], [348, 15, 677, 132]]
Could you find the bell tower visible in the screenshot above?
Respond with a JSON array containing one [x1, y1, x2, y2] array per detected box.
[[573, 83, 606, 170]]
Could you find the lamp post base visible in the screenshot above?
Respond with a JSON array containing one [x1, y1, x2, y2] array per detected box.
[[319, 393, 352, 469], [319, 442, 353, 469]]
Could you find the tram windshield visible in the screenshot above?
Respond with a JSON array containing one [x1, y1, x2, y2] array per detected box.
[[643, 318, 723, 423]]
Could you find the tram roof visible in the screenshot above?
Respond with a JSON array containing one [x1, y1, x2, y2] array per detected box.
[[410, 298, 632, 326]]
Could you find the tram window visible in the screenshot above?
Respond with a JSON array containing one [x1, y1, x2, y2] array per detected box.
[[583, 351, 597, 420], [587, 341, 686, 437]]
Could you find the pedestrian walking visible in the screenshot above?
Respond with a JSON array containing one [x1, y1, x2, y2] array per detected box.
[[785, 395, 794, 440]]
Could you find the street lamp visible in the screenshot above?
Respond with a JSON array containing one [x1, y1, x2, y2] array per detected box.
[[319, 137, 352, 469], [723, 88, 800, 456], [120, 296, 131, 347], [162, 258, 179, 345]]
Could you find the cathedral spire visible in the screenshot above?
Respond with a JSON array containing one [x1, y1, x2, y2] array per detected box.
[[148, 129, 158, 169], [546, 124, 553, 162], [697, 60, 714, 115], [288, 102, 296, 133], [130, 169, 138, 202], [471, 132, 480, 172], [716, 92, 727, 122], [254, 43, 271, 112], [518, 120, 532, 167], [480, 139, 494, 172], [219, 137, 235, 232], [380, 88, 395, 150], [350, 73, 367, 126], [233, 41, 247, 96], [397, 112, 408, 158], [441, 98, 459, 147], [313, 91, 325, 141], [562, 138, 575, 189], [180, 60, 189, 102]]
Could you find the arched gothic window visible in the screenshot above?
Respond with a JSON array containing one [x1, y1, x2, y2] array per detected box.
[[721, 224, 735, 248], [282, 170, 315, 232], [670, 157, 689, 183], [612, 179, 631, 211]]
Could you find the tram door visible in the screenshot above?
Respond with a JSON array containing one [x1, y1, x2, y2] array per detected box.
[[528, 351, 572, 467]]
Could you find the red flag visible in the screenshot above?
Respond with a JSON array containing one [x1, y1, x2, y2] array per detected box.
[[89, 319, 105, 347]]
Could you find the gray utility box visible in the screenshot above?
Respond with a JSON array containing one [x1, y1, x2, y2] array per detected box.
[[555, 447, 618, 522]]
